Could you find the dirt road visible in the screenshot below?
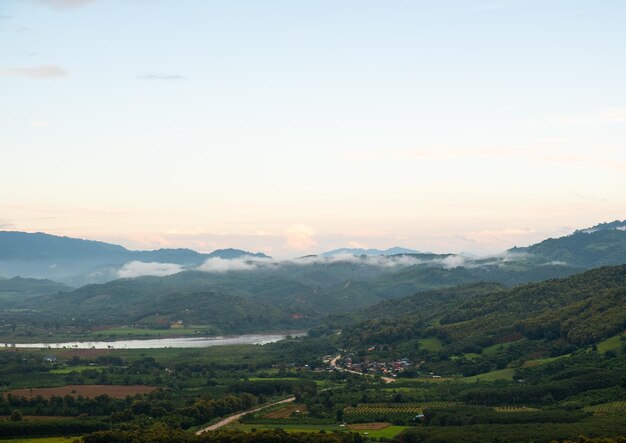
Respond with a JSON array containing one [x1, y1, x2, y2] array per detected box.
[[330, 354, 395, 383], [195, 396, 296, 435]]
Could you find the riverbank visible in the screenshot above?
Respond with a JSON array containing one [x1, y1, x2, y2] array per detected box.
[[2, 332, 306, 349]]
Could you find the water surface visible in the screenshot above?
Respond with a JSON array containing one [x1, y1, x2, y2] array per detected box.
[[5, 333, 303, 349]]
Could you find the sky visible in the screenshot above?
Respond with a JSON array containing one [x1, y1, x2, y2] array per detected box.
[[1, 0, 625, 257]]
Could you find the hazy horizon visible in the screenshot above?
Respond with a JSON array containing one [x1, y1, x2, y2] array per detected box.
[[2, 0, 625, 258]]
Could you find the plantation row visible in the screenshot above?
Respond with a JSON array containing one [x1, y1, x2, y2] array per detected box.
[[584, 401, 626, 415], [493, 406, 539, 413], [346, 402, 459, 415]]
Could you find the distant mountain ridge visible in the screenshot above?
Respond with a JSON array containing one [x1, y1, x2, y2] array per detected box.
[[0, 231, 269, 286], [322, 246, 421, 257], [1, 219, 625, 288], [2, 220, 626, 336]]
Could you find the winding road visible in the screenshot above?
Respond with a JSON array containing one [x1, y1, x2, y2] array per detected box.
[[195, 396, 296, 435], [330, 354, 395, 383]]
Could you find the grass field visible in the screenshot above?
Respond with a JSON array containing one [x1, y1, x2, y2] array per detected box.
[[262, 403, 308, 418], [584, 401, 626, 415], [9, 384, 157, 399], [354, 425, 409, 438], [0, 438, 78, 443], [521, 355, 569, 368], [461, 367, 516, 382], [597, 332, 625, 354], [418, 338, 444, 352], [227, 423, 409, 438], [346, 402, 457, 416], [228, 423, 345, 433], [396, 376, 454, 383], [49, 365, 104, 374], [494, 406, 539, 413], [247, 377, 332, 387], [99, 326, 215, 337], [247, 377, 301, 381]]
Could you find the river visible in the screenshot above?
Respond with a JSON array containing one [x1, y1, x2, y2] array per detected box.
[[4, 333, 304, 350]]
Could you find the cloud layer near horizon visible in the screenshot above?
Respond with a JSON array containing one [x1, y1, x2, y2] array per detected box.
[[33, 0, 96, 10], [117, 261, 183, 278], [113, 250, 532, 278], [0, 65, 67, 79]]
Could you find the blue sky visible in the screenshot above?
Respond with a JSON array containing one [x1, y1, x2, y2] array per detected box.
[[1, 0, 625, 256]]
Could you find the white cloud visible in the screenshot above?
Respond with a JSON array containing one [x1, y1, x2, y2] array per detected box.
[[196, 256, 268, 272], [289, 252, 428, 268], [543, 108, 626, 125], [30, 121, 53, 127], [436, 255, 468, 268], [0, 65, 68, 79], [117, 261, 183, 278], [138, 73, 186, 81], [546, 260, 568, 266], [33, 0, 96, 10], [580, 228, 599, 234], [284, 224, 318, 250]]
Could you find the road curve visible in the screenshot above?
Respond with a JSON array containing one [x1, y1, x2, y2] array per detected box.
[[330, 354, 395, 383], [195, 396, 296, 435]]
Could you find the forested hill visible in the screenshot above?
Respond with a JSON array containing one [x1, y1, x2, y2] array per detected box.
[[509, 219, 626, 267], [0, 276, 71, 301], [0, 231, 268, 285], [330, 265, 626, 362]]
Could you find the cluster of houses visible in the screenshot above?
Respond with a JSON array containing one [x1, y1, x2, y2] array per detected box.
[[337, 356, 413, 377], [320, 353, 420, 378]]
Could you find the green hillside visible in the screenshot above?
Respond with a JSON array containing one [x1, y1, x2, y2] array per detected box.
[[331, 265, 626, 377], [0, 276, 71, 302]]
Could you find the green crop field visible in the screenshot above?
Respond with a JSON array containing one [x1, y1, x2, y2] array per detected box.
[[352, 426, 410, 438], [481, 339, 526, 356], [49, 365, 104, 374], [229, 423, 410, 438], [461, 367, 516, 382], [597, 332, 625, 354], [228, 423, 345, 433], [493, 406, 540, 413], [98, 326, 214, 337], [0, 438, 79, 443], [584, 401, 626, 415], [522, 355, 569, 368], [418, 338, 443, 352], [346, 402, 458, 415]]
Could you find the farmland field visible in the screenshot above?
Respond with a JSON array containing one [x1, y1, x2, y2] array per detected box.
[[0, 438, 78, 443], [584, 401, 626, 415], [347, 422, 391, 430], [353, 426, 409, 438], [99, 326, 215, 337], [0, 415, 81, 421], [597, 332, 626, 355], [8, 384, 157, 399], [522, 355, 569, 368], [49, 365, 104, 374], [461, 367, 516, 382], [346, 402, 458, 415], [418, 338, 443, 352], [494, 406, 540, 413], [262, 403, 308, 418]]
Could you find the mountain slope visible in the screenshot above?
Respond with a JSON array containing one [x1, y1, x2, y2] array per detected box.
[[510, 220, 626, 267], [322, 247, 421, 256], [0, 231, 268, 286], [0, 276, 71, 302], [331, 265, 626, 376]]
